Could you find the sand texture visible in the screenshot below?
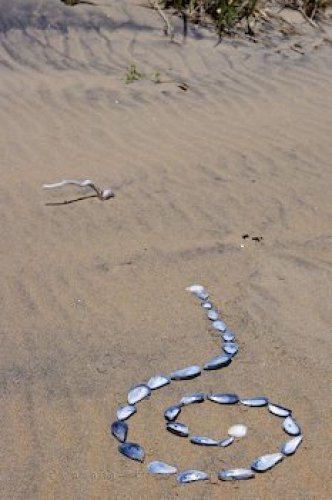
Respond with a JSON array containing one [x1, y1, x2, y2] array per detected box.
[[0, 1, 332, 499]]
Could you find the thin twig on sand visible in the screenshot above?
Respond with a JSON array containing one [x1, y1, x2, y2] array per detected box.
[[43, 179, 114, 200], [61, 0, 97, 6], [149, 0, 174, 37], [260, 8, 303, 34], [298, 7, 320, 29], [45, 195, 98, 206]]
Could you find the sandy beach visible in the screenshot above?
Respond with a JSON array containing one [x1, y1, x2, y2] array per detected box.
[[0, 1, 331, 498]]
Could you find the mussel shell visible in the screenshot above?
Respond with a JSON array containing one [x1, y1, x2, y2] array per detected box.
[[208, 393, 239, 404], [116, 404, 137, 421], [218, 436, 235, 447], [223, 330, 236, 342], [240, 397, 268, 407], [177, 470, 209, 483], [251, 452, 284, 472], [166, 422, 189, 437], [268, 403, 291, 418], [228, 424, 247, 438], [186, 284, 205, 294], [147, 375, 171, 390], [212, 320, 227, 332], [223, 342, 239, 355], [164, 405, 182, 422], [201, 301, 213, 309], [185, 284, 209, 300], [170, 365, 201, 380], [118, 442, 145, 462], [190, 435, 219, 446], [128, 384, 151, 405], [281, 435, 303, 456], [208, 309, 219, 321], [283, 416, 301, 436], [110, 420, 128, 443], [147, 460, 177, 475], [180, 392, 206, 405], [219, 468, 255, 481], [203, 353, 232, 371]]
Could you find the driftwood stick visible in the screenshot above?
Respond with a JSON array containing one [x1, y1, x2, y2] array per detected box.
[[182, 11, 188, 39], [298, 7, 320, 29], [149, 1, 174, 37], [43, 179, 114, 200]]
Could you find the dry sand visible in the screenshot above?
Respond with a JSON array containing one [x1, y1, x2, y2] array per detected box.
[[0, 1, 332, 499]]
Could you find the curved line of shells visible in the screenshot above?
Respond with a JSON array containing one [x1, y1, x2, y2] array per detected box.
[[110, 285, 303, 484]]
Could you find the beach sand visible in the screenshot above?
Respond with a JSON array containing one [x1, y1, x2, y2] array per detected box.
[[0, 1, 331, 498]]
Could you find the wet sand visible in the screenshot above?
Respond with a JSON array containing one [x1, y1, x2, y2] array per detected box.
[[0, 1, 332, 499]]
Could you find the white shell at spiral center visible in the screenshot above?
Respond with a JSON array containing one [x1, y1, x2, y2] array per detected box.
[[228, 424, 248, 438]]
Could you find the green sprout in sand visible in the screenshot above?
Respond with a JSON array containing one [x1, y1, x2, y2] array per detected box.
[[125, 64, 144, 84]]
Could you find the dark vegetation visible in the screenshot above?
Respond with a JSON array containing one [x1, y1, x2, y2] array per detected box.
[[159, 0, 332, 35]]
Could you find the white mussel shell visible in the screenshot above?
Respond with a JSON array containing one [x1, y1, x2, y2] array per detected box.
[[208, 393, 239, 404], [223, 330, 236, 341], [147, 461, 177, 475], [190, 435, 219, 446], [268, 403, 291, 418], [147, 375, 171, 390], [218, 436, 235, 447], [180, 392, 205, 405], [240, 397, 268, 407], [201, 301, 213, 309], [228, 424, 247, 438], [281, 435, 303, 456], [116, 404, 137, 421], [170, 365, 201, 380], [203, 353, 232, 370], [128, 384, 151, 405], [186, 285, 209, 300], [212, 320, 227, 332], [208, 309, 219, 321], [219, 468, 255, 480], [164, 405, 182, 421], [177, 470, 209, 483], [166, 422, 189, 437], [251, 452, 284, 472], [186, 284, 205, 293], [223, 342, 239, 355], [283, 416, 301, 436]]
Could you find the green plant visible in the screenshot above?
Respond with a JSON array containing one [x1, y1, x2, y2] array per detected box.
[[300, 0, 331, 17], [162, 0, 332, 30], [61, 0, 80, 5], [162, 0, 260, 34], [151, 71, 162, 83], [125, 64, 143, 84]]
